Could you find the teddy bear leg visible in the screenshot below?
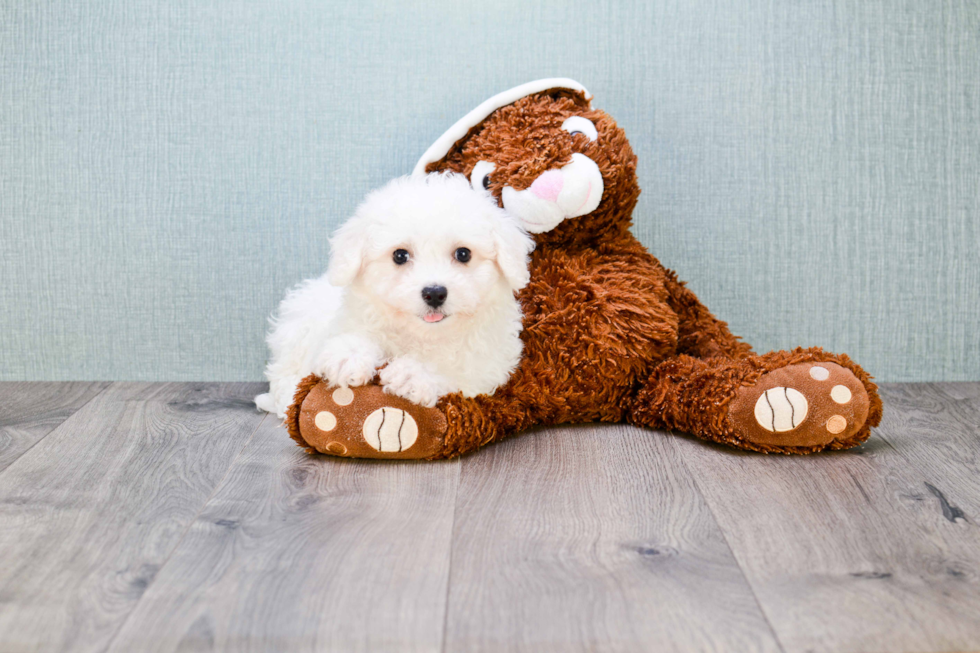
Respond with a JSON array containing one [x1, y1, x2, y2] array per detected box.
[[285, 375, 525, 460], [629, 348, 883, 453], [658, 263, 755, 360]]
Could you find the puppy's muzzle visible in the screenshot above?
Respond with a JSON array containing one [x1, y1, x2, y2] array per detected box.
[[422, 285, 448, 309]]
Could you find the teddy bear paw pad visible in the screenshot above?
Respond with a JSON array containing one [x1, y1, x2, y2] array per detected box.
[[297, 382, 447, 459], [362, 407, 418, 452], [730, 362, 870, 448], [753, 387, 808, 432]]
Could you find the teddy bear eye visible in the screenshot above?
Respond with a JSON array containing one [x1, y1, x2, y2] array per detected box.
[[470, 161, 496, 192], [561, 116, 598, 142], [392, 249, 410, 265], [454, 247, 471, 263]]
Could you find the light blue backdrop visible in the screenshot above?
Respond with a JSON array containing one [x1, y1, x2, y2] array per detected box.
[[1, 1, 977, 382]]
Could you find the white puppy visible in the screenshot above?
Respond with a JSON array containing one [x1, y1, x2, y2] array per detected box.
[[255, 173, 534, 418]]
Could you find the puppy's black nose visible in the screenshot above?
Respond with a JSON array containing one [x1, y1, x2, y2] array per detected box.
[[421, 285, 448, 308]]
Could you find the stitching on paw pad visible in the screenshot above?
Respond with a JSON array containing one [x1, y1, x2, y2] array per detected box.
[[362, 408, 419, 452], [753, 387, 808, 432]]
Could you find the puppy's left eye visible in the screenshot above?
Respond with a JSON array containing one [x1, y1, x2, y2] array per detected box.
[[454, 247, 471, 263], [393, 249, 410, 265], [561, 116, 598, 142]]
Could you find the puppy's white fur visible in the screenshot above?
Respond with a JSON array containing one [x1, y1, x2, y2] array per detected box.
[[255, 173, 534, 418]]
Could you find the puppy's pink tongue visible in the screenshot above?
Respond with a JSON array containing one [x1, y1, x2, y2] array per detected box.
[[424, 313, 445, 323]]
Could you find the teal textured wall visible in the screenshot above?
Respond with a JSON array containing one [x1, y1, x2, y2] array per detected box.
[[1, 1, 977, 381]]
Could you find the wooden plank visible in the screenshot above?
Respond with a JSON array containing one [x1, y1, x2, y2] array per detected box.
[[0, 382, 110, 473], [107, 415, 460, 653], [875, 383, 980, 515], [669, 385, 980, 653], [0, 382, 266, 653], [444, 424, 782, 653]]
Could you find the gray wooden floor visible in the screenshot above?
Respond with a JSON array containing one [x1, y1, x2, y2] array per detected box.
[[0, 382, 978, 652]]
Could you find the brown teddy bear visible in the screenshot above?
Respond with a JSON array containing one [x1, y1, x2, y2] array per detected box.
[[286, 79, 882, 459]]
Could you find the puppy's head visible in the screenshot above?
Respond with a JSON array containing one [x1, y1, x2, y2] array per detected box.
[[328, 173, 533, 331]]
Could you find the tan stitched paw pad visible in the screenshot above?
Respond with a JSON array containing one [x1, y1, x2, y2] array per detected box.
[[297, 383, 447, 459], [731, 362, 870, 448]]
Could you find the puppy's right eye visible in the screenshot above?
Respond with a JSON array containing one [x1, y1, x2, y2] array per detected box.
[[392, 249, 410, 265]]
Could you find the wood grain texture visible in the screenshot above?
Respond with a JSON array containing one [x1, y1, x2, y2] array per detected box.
[[669, 383, 980, 653], [0, 382, 266, 653], [0, 381, 110, 473], [443, 424, 781, 653], [2, 382, 979, 652], [107, 416, 461, 653], [875, 383, 980, 516]]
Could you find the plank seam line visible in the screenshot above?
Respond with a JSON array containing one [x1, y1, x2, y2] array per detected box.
[[102, 409, 269, 652], [0, 381, 114, 480], [439, 458, 463, 653], [668, 434, 789, 653]]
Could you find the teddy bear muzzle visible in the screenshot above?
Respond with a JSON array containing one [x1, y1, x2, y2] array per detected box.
[[501, 153, 604, 233]]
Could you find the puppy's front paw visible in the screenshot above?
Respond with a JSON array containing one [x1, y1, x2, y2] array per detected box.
[[379, 357, 456, 408], [311, 335, 384, 388]]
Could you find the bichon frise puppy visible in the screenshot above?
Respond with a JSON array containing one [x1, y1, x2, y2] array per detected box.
[[255, 173, 534, 418]]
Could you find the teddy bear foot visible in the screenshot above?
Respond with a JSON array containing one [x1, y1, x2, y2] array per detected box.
[[286, 376, 448, 459], [728, 362, 871, 449]]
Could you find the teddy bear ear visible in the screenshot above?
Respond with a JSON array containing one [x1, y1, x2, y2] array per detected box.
[[413, 78, 592, 177]]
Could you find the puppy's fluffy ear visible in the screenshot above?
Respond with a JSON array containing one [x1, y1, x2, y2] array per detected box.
[[327, 218, 367, 287], [492, 216, 535, 291]]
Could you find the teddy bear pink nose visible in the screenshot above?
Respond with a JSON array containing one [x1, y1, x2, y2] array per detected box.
[[529, 170, 564, 202]]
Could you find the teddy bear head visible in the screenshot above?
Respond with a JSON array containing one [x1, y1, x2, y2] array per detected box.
[[415, 79, 639, 249]]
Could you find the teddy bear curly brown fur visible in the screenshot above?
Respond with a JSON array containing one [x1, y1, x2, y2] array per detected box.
[[285, 79, 882, 459]]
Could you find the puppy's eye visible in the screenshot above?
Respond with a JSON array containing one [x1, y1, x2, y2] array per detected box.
[[392, 249, 410, 265], [470, 161, 496, 192], [561, 116, 598, 142], [454, 247, 471, 264]]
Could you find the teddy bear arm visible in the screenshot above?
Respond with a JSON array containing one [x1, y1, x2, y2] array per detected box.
[[287, 361, 543, 460], [433, 367, 545, 458], [491, 249, 679, 426]]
